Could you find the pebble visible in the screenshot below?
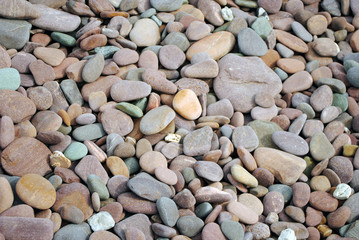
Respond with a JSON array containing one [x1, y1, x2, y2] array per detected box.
[[0, 177, 13, 214], [183, 126, 213, 156], [54, 223, 92, 240], [220, 220, 245, 240], [0, 19, 32, 50], [16, 173, 56, 209], [309, 132, 335, 161], [272, 131, 309, 155], [88, 211, 115, 231], [194, 161, 223, 182], [237, 28, 268, 56], [156, 197, 179, 227], [173, 89, 202, 120], [130, 18, 160, 47], [64, 141, 88, 161], [177, 215, 204, 237]]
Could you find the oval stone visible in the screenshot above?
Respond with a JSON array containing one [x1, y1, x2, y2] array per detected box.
[[186, 31, 235, 61], [272, 131, 309, 155], [1, 137, 51, 177], [16, 174, 56, 210], [140, 105, 176, 135]]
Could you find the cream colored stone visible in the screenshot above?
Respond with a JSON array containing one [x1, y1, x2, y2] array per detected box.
[[173, 89, 202, 120], [231, 164, 258, 188]]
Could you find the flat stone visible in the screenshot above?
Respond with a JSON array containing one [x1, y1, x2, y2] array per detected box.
[[0, 177, 13, 214], [101, 109, 134, 136], [214, 54, 282, 113], [140, 105, 175, 135], [64, 141, 88, 161], [226, 201, 259, 224], [310, 191, 339, 212], [309, 131, 335, 161], [0, 19, 31, 50], [237, 28, 268, 56], [127, 172, 172, 201], [118, 192, 156, 215], [150, 0, 182, 11], [173, 89, 202, 120], [0, 68, 21, 91], [0, 89, 36, 123], [186, 31, 235, 61], [156, 197, 179, 227], [29, 4, 80, 32], [194, 161, 223, 182], [53, 182, 93, 220], [129, 18, 160, 47], [271, 222, 309, 239], [254, 147, 307, 185], [111, 80, 151, 102], [54, 223, 92, 240], [114, 214, 153, 240], [0, 216, 54, 240], [177, 216, 204, 237], [248, 120, 282, 148], [275, 29, 309, 53], [75, 155, 109, 184], [1, 137, 51, 177], [82, 53, 104, 83], [183, 126, 213, 156], [272, 131, 309, 155], [142, 69, 177, 94]]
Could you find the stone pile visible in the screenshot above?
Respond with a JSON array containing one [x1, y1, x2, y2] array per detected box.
[[0, 0, 359, 239]]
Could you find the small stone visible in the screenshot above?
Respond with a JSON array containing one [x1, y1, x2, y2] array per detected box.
[[88, 211, 115, 231], [54, 223, 92, 240], [177, 216, 204, 237], [226, 201, 259, 224], [237, 28, 268, 56], [87, 174, 109, 200], [82, 53, 104, 83], [278, 228, 296, 240], [231, 164, 258, 188], [194, 161, 223, 182], [140, 105, 176, 135], [272, 131, 309, 155], [221, 220, 245, 240], [156, 197, 179, 227], [183, 126, 213, 156], [0, 19, 32, 50], [0, 177, 13, 214], [130, 18, 160, 47], [333, 183, 352, 200], [309, 132, 335, 161], [172, 89, 202, 120]]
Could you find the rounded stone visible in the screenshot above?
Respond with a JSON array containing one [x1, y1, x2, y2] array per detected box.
[[194, 161, 223, 182], [272, 131, 309, 155], [87, 174, 109, 200], [263, 191, 285, 215], [237, 28, 268, 56], [140, 105, 176, 135], [139, 151, 167, 174], [0, 68, 21, 90], [156, 197, 179, 227], [220, 220, 245, 240], [16, 173, 56, 209], [0, 177, 13, 214], [64, 141, 88, 161], [129, 18, 160, 47], [176, 216, 204, 237], [159, 45, 186, 70]]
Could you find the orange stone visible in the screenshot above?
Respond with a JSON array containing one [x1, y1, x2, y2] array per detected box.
[[275, 29, 309, 53], [106, 156, 130, 178], [16, 174, 56, 210], [260, 49, 281, 68], [277, 58, 305, 74]]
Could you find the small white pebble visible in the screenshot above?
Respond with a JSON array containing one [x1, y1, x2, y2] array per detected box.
[[165, 133, 181, 143], [333, 183, 352, 200], [221, 7, 233, 22], [278, 228, 296, 240], [87, 211, 115, 232]]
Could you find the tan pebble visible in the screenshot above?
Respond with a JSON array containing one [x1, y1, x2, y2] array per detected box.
[[59, 204, 85, 224], [307, 15, 328, 35], [106, 156, 130, 178], [92, 192, 101, 212], [114, 142, 135, 158], [317, 225, 332, 238], [57, 109, 71, 127], [50, 151, 71, 168], [35, 209, 52, 219], [226, 201, 259, 224], [50, 212, 62, 233], [88, 91, 107, 112], [231, 164, 258, 188], [139, 151, 167, 174], [67, 103, 83, 125], [0, 177, 14, 214], [16, 173, 56, 209], [33, 47, 66, 67], [66, 60, 87, 83], [173, 89, 202, 120], [196, 121, 220, 129], [154, 167, 178, 185], [277, 58, 305, 73]]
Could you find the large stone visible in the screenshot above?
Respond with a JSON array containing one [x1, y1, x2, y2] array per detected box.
[[1, 137, 51, 177], [0, 0, 40, 19], [114, 214, 153, 240], [213, 54, 282, 113], [254, 147, 307, 185], [183, 126, 213, 156], [186, 31, 235, 61], [0, 19, 31, 50], [0, 216, 54, 240], [29, 4, 81, 32]]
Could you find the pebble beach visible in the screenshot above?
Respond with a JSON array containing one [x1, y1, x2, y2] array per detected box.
[[0, 0, 359, 239]]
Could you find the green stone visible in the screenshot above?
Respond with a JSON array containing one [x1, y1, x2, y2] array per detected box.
[[195, 202, 213, 219], [251, 17, 272, 39], [126, 68, 145, 81], [151, 15, 162, 26], [72, 123, 106, 141], [182, 167, 197, 183], [344, 59, 359, 72], [247, 120, 282, 148], [332, 93, 348, 112], [87, 174, 109, 200], [340, 223, 353, 237], [296, 102, 315, 119], [176, 216, 204, 237], [274, 67, 288, 81], [94, 46, 121, 58], [213, 22, 231, 32], [64, 141, 88, 161], [124, 157, 140, 175], [235, 0, 258, 8], [303, 156, 315, 178], [0, 19, 31, 50], [268, 184, 293, 203], [0, 68, 21, 90], [162, 32, 190, 51], [206, 93, 217, 106], [51, 32, 76, 47], [317, 78, 346, 94], [140, 8, 156, 18], [133, 97, 148, 112], [221, 220, 245, 240], [116, 102, 143, 118], [58, 124, 72, 135], [310, 131, 335, 161]]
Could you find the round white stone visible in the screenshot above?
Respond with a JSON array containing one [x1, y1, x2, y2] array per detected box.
[[278, 228, 296, 240], [87, 211, 115, 232], [333, 183, 352, 200]]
